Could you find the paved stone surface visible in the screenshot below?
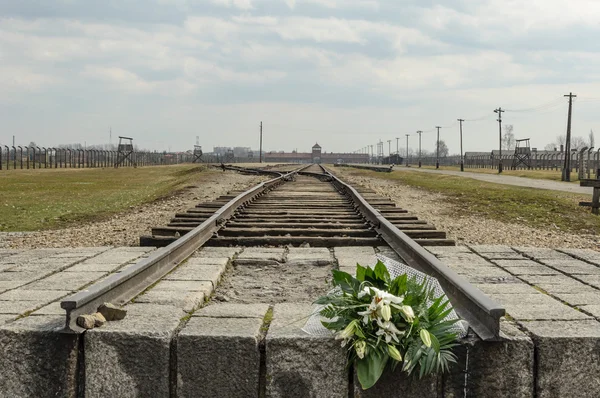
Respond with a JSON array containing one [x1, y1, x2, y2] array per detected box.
[[519, 320, 600, 398], [26, 271, 108, 291], [134, 289, 205, 312], [178, 314, 266, 397], [196, 246, 242, 258], [0, 315, 79, 398], [286, 247, 332, 266], [235, 247, 286, 265], [85, 303, 184, 398], [194, 303, 269, 318], [266, 303, 347, 398], [334, 246, 378, 270], [164, 261, 226, 288]]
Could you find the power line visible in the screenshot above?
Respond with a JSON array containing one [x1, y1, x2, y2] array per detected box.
[[504, 97, 564, 113]]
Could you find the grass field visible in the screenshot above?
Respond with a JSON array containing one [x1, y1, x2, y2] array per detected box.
[[0, 164, 210, 232], [338, 168, 600, 235], [417, 165, 584, 183]]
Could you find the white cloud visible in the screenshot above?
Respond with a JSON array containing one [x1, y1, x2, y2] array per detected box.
[[210, 0, 254, 10]]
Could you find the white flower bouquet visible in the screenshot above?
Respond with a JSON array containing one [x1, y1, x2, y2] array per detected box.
[[304, 255, 466, 390]]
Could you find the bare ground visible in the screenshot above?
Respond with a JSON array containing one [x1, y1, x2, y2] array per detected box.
[[334, 169, 600, 250], [1, 170, 267, 249]]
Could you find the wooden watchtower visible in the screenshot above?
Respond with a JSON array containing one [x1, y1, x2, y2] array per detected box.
[[511, 138, 532, 169]]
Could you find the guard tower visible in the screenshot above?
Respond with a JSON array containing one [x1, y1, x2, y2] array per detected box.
[[312, 143, 322, 163], [224, 149, 235, 163], [192, 145, 203, 163], [511, 138, 532, 169], [115, 136, 134, 168]]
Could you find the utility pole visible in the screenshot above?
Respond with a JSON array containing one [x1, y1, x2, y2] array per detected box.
[[405, 134, 410, 166], [458, 119, 464, 172], [562, 93, 577, 181], [259, 121, 263, 164], [396, 137, 399, 156], [435, 126, 441, 169], [494, 108, 504, 173], [387, 140, 392, 163], [417, 130, 422, 168]]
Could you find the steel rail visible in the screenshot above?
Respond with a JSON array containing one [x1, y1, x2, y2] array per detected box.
[[60, 166, 308, 332], [321, 165, 505, 341]]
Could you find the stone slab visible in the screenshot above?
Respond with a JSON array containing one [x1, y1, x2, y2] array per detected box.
[[286, 248, 332, 266], [474, 283, 539, 295], [425, 246, 471, 255], [0, 271, 43, 282], [64, 261, 127, 272], [178, 316, 265, 398], [493, 259, 545, 268], [502, 266, 560, 276], [0, 315, 80, 398], [553, 293, 600, 306], [0, 289, 70, 302], [354, 371, 439, 398], [149, 280, 213, 295], [545, 262, 600, 275], [444, 321, 534, 398], [26, 271, 107, 291], [504, 303, 590, 321], [266, 303, 347, 398], [514, 247, 573, 260], [0, 314, 15, 324], [235, 248, 286, 265], [32, 301, 65, 316], [185, 256, 230, 268], [134, 289, 205, 313], [85, 304, 184, 398], [580, 305, 600, 318], [196, 246, 242, 258], [519, 320, 600, 398], [164, 264, 224, 288], [468, 244, 516, 253], [558, 248, 600, 263], [0, 300, 49, 314], [193, 303, 269, 318]]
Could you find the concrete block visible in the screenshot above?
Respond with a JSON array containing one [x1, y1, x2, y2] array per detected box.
[[149, 280, 213, 295], [26, 271, 107, 291], [235, 248, 286, 266], [0, 271, 42, 282], [504, 303, 590, 321], [134, 289, 205, 312], [32, 301, 65, 316], [582, 275, 600, 289], [478, 252, 527, 260], [64, 262, 126, 272], [546, 262, 600, 275], [502, 266, 560, 276], [177, 316, 265, 398], [0, 300, 49, 314], [196, 246, 242, 258], [0, 316, 80, 398], [266, 303, 348, 398], [0, 289, 70, 302], [185, 256, 229, 269], [524, 274, 584, 286], [0, 314, 14, 324], [519, 320, 600, 398], [557, 248, 600, 264], [474, 283, 538, 295], [580, 305, 600, 318], [164, 265, 223, 288], [286, 248, 332, 266], [354, 370, 439, 398], [193, 303, 269, 318], [425, 246, 471, 255], [553, 293, 600, 306], [514, 248, 572, 260], [444, 321, 534, 398], [493, 259, 543, 268], [0, 280, 24, 292], [468, 245, 516, 253], [85, 303, 184, 398]]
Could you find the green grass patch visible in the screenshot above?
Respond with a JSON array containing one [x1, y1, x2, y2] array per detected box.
[[418, 165, 582, 183], [338, 168, 600, 235], [0, 164, 210, 232]]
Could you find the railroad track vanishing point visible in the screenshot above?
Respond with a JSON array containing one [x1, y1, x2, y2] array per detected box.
[[61, 164, 504, 341]]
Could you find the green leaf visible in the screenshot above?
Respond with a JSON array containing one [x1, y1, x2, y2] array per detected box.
[[373, 260, 391, 284], [356, 264, 367, 281], [331, 270, 360, 294], [356, 350, 389, 390]]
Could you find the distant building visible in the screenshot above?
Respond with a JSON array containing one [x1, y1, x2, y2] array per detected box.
[[263, 143, 369, 163]]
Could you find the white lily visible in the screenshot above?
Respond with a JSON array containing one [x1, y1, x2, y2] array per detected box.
[[357, 301, 378, 324], [376, 319, 404, 344], [355, 340, 367, 359]]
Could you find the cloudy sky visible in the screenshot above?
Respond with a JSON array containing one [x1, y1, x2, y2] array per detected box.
[[2, 0, 600, 155]]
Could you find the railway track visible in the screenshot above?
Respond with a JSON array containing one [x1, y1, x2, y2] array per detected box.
[[61, 164, 504, 341], [141, 164, 453, 247]]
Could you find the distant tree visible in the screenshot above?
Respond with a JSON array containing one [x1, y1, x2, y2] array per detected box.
[[28, 141, 37, 148], [436, 140, 449, 157], [501, 125, 515, 151], [571, 136, 588, 150], [545, 134, 589, 151]]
